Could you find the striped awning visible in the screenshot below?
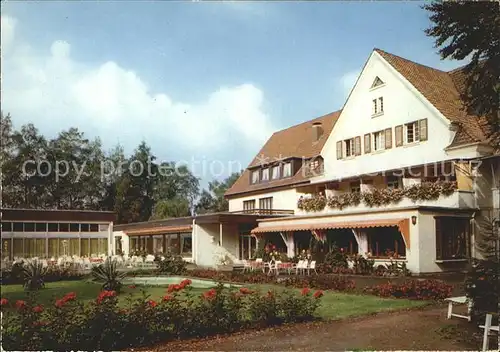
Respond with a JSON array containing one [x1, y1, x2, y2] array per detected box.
[[251, 219, 410, 248], [125, 225, 192, 236]]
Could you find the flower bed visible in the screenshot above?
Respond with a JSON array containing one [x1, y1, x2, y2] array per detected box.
[[363, 279, 453, 300], [0, 280, 323, 351]]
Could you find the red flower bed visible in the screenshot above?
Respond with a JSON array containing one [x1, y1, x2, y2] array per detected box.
[[364, 279, 452, 300], [0, 282, 322, 351]]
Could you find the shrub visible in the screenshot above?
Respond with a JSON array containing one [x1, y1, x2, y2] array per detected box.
[[0, 281, 322, 351], [22, 260, 48, 291], [155, 251, 187, 275], [324, 245, 349, 269], [465, 259, 499, 322], [91, 257, 126, 292], [364, 279, 452, 300], [1, 264, 84, 286], [282, 275, 356, 292], [350, 254, 375, 275]]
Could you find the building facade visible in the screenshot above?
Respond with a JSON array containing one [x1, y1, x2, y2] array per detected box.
[[109, 49, 498, 273], [224, 49, 499, 274], [1, 208, 115, 259]]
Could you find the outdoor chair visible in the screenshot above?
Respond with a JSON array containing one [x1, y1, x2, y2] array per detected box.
[[255, 258, 266, 273], [445, 296, 471, 321], [307, 261, 318, 275], [242, 260, 251, 273], [295, 260, 306, 275], [480, 313, 499, 351]]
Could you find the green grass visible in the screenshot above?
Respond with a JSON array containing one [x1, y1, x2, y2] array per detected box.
[[1, 280, 427, 319]]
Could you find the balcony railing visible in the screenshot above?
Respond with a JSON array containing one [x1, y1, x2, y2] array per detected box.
[[297, 181, 476, 214], [230, 209, 295, 216]]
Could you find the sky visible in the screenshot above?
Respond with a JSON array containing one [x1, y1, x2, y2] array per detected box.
[[1, 1, 467, 187]]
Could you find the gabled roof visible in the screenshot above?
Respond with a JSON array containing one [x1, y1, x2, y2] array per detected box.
[[225, 110, 341, 197], [375, 49, 490, 146], [225, 49, 492, 198]]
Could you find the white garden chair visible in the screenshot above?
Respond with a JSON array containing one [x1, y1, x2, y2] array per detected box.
[[295, 260, 306, 275], [241, 260, 251, 273], [255, 258, 266, 273], [307, 261, 318, 275], [480, 313, 499, 351], [445, 296, 472, 321]]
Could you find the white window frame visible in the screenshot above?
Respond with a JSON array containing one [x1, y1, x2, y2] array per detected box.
[[379, 97, 384, 113], [405, 121, 420, 144], [283, 162, 292, 178], [372, 131, 385, 151], [344, 138, 354, 157], [251, 170, 260, 184], [262, 168, 270, 182], [271, 165, 280, 180]]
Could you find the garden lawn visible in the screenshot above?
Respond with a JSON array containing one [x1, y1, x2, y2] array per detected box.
[[246, 284, 428, 320], [1, 280, 428, 319]]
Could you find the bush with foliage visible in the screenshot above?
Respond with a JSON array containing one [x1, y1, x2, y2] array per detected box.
[[0, 281, 322, 351], [350, 254, 375, 275], [1, 264, 84, 286], [364, 279, 452, 300], [155, 251, 187, 275], [91, 257, 126, 292], [324, 245, 349, 269], [465, 259, 499, 322], [281, 275, 356, 292], [22, 260, 48, 291]]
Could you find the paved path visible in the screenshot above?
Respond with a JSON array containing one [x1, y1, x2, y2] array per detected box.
[[146, 306, 482, 351]]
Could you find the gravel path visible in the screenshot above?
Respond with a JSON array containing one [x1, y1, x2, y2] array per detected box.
[[141, 305, 484, 351]]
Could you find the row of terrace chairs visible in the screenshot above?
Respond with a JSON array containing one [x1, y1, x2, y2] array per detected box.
[[242, 259, 317, 275]]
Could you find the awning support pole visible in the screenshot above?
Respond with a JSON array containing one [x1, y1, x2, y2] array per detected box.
[[219, 223, 223, 247], [280, 232, 295, 258]]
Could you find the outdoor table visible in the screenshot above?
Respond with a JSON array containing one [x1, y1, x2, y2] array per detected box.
[[278, 262, 294, 274]]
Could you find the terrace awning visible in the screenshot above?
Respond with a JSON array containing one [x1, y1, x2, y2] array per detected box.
[[125, 225, 192, 236], [251, 219, 410, 248]]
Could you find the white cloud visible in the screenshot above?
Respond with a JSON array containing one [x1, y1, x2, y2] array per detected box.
[[1, 14, 275, 169], [340, 69, 360, 100]]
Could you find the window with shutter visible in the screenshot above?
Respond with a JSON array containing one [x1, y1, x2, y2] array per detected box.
[[336, 141, 343, 160], [419, 118, 428, 141], [395, 125, 403, 147], [355, 136, 362, 155], [364, 134, 371, 153], [384, 128, 392, 149]]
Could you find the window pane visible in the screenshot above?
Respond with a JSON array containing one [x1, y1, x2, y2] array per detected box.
[[48, 238, 59, 258], [24, 223, 35, 232], [252, 170, 259, 183], [70, 238, 80, 256], [2, 222, 12, 232], [1, 239, 11, 259], [262, 168, 269, 181], [48, 223, 59, 232], [181, 233, 192, 255], [80, 224, 90, 232], [35, 223, 47, 232], [13, 222, 23, 232], [70, 223, 80, 232], [283, 163, 292, 177], [90, 239, 99, 255], [81, 238, 90, 257], [272, 166, 280, 179], [59, 223, 69, 232], [35, 238, 46, 257], [89, 224, 99, 232], [99, 224, 109, 232], [13, 238, 23, 257]]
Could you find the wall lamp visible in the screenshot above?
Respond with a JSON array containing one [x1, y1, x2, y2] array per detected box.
[[411, 216, 417, 226]]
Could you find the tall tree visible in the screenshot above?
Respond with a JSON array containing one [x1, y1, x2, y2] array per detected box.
[[150, 197, 191, 219], [195, 172, 241, 214], [423, 1, 500, 142]]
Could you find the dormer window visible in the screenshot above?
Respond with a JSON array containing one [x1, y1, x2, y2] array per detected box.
[[271, 165, 280, 180], [370, 76, 385, 89], [283, 162, 292, 178], [372, 97, 384, 116], [251, 170, 260, 184], [262, 168, 270, 182]]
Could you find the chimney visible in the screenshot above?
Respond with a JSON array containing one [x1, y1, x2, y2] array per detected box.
[[312, 122, 323, 143]]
